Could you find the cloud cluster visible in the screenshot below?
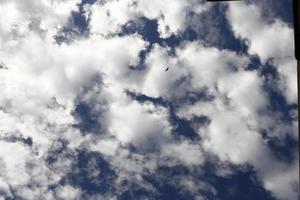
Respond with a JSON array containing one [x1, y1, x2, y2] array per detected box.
[[227, 2, 297, 104], [0, 0, 298, 200], [88, 0, 210, 38]]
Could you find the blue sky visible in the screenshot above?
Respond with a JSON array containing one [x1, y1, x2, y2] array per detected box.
[[0, 0, 298, 199]]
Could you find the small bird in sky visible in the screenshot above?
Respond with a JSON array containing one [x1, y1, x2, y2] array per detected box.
[[165, 67, 169, 72]]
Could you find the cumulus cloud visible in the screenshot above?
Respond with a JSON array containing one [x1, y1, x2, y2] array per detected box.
[[0, 0, 298, 200], [0, 0, 80, 47], [227, 2, 297, 104], [55, 185, 81, 200], [108, 100, 172, 147], [88, 0, 210, 38], [161, 140, 204, 166]]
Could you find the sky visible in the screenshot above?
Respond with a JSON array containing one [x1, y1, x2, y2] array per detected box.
[[0, 0, 298, 200]]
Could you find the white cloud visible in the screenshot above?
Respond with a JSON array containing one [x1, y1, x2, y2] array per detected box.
[[108, 99, 172, 148], [179, 93, 298, 199], [89, 0, 209, 38], [133, 42, 249, 100], [136, 0, 189, 38], [137, 44, 187, 98], [227, 2, 297, 104], [0, 177, 12, 198], [217, 71, 267, 115], [262, 160, 299, 200], [0, 141, 31, 186], [89, 138, 120, 157], [0, 0, 297, 199], [226, 2, 293, 62], [178, 42, 250, 90], [89, 0, 137, 35], [174, 40, 297, 199], [0, 0, 80, 47], [0, 1, 149, 197], [55, 185, 81, 200], [161, 140, 204, 166]]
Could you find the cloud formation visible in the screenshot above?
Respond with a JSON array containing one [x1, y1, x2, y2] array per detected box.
[[0, 0, 298, 199]]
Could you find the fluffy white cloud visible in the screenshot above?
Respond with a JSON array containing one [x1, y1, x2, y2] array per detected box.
[[174, 38, 297, 200], [178, 86, 298, 200], [108, 99, 172, 147], [262, 160, 299, 200], [137, 44, 187, 98], [0, 140, 66, 199], [161, 141, 204, 166], [0, 0, 80, 47], [55, 185, 81, 200], [89, 0, 137, 35], [0, 0, 297, 200], [0, 141, 31, 187], [217, 71, 267, 115], [89, 0, 209, 38], [134, 42, 249, 100], [0, 1, 149, 197], [227, 2, 297, 104]]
